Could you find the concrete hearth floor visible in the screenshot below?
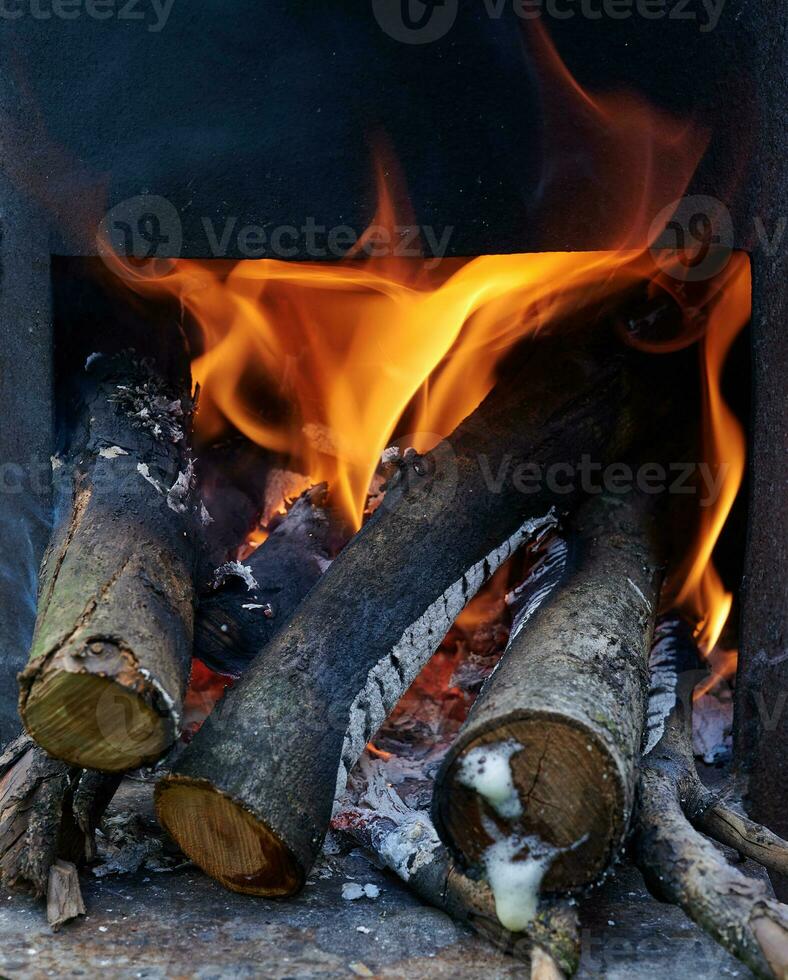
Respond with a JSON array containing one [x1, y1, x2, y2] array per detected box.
[[0, 780, 759, 979]]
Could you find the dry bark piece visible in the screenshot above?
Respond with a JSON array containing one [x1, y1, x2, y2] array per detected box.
[[156, 329, 634, 897], [530, 945, 567, 980], [47, 859, 85, 931], [635, 616, 788, 980], [433, 485, 665, 893], [19, 350, 198, 772], [195, 484, 336, 677]]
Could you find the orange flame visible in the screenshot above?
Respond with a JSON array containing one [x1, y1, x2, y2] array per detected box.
[[98, 26, 714, 530], [693, 646, 739, 700], [106, 248, 665, 528], [673, 255, 750, 657], [523, 20, 710, 252], [102, 26, 749, 667]]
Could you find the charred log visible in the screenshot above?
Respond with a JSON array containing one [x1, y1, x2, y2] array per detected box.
[[432, 484, 665, 894], [635, 615, 788, 979], [195, 485, 335, 677], [195, 435, 272, 573], [155, 328, 635, 897], [18, 347, 198, 772], [0, 734, 79, 895]]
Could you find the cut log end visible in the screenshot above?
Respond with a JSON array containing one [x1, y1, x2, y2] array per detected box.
[[154, 778, 303, 897], [22, 648, 175, 772], [436, 717, 624, 891]]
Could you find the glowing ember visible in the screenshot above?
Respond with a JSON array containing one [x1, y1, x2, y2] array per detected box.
[[182, 659, 235, 739]]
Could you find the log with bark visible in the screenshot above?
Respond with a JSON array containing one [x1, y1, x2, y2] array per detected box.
[[155, 327, 636, 897], [432, 484, 665, 901], [18, 345, 199, 773], [635, 614, 788, 980]]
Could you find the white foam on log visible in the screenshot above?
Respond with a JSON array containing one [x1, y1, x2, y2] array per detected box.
[[457, 740, 524, 820], [483, 835, 552, 932]]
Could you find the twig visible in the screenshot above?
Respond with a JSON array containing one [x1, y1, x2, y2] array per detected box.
[[635, 616, 788, 979]]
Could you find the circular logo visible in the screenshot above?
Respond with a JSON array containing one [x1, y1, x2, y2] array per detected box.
[[97, 194, 182, 281], [371, 0, 458, 44], [648, 195, 733, 282]]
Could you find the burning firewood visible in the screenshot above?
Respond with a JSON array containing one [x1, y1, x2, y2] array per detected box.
[[155, 329, 635, 897], [331, 539, 579, 973], [195, 484, 336, 677], [18, 346, 199, 772], [195, 435, 273, 571], [634, 616, 788, 980], [432, 485, 665, 911]]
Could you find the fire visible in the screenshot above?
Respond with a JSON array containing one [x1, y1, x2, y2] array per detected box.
[[522, 20, 710, 252], [100, 24, 749, 673], [105, 247, 670, 529], [672, 255, 750, 660], [693, 647, 739, 701], [99, 23, 714, 531]]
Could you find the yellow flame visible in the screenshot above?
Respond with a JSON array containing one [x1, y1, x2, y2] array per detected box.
[[674, 254, 750, 654], [111, 249, 663, 529], [98, 20, 749, 663]]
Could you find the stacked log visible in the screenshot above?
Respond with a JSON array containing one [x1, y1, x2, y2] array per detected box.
[[195, 484, 336, 677], [635, 615, 788, 979], [155, 327, 635, 897]]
